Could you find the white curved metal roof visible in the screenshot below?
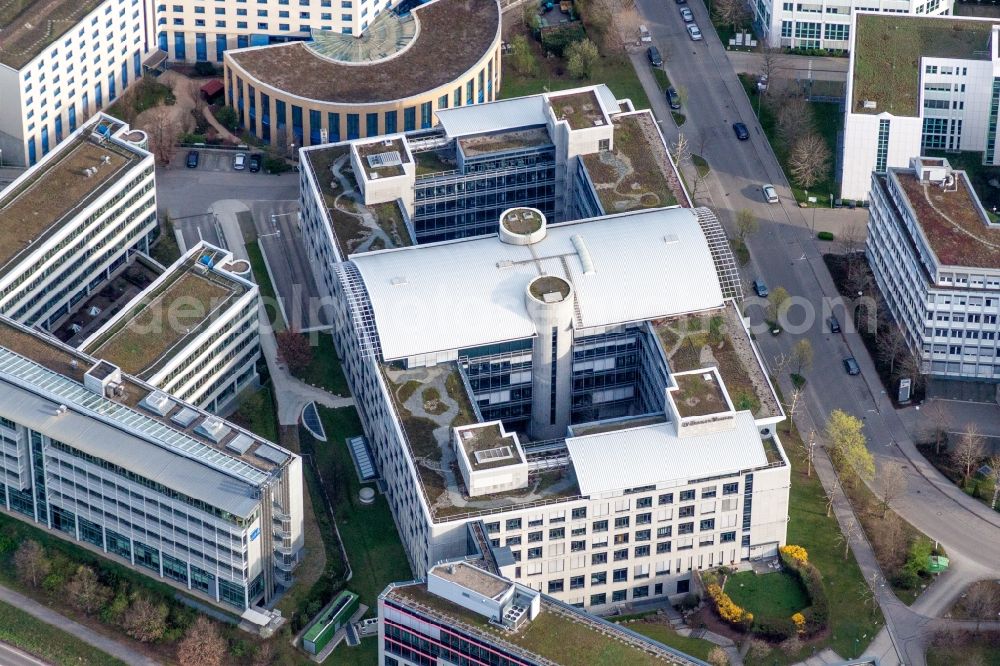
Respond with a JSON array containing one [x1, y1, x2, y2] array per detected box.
[[351, 207, 725, 361]]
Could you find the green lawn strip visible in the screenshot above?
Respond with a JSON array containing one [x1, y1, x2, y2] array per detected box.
[[288, 332, 351, 397], [692, 154, 710, 177], [725, 570, 808, 618], [653, 67, 672, 91], [927, 644, 1000, 666], [613, 621, 715, 661], [245, 242, 285, 331], [230, 385, 279, 442], [0, 598, 128, 666], [672, 112, 686, 126], [150, 217, 181, 266]]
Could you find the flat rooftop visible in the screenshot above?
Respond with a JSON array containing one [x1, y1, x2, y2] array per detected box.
[[0, 317, 292, 494], [654, 302, 782, 420], [385, 583, 700, 665], [0, 0, 105, 68], [894, 170, 1000, 269], [435, 561, 510, 599], [303, 144, 413, 257], [549, 90, 607, 130], [457, 127, 552, 158], [459, 423, 524, 471], [0, 134, 141, 272], [852, 14, 995, 116], [355, 137, 410, 179], [382, 362, 581, 520], [581, 113, 682, 213], [226, 0, 500, 103], [82, 250, 249, 378], [673, 371, 729, 418]]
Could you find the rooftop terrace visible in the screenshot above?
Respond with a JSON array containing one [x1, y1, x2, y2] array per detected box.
[[458, 127, 552, 157], [654, 302, 781, 420], [894, 170, 1000, 269], [304, 145, 413, 257], [382, 362, 581, 520], [0, 0, 105, 68], [852, 15, 995, 116], [386, 583, 701, 666], [581, 113, 682, 213], [82, 251, 249, 378], [0, 134, 140, 271], [548, 90, 607, 130], [227, 0, 500, 103]]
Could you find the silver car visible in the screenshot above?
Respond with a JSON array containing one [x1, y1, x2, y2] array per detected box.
[[233, 152, 247, 170], [680, 7, 693, 22], [762, 183, 779, 203], [687, 24, 702, 40]]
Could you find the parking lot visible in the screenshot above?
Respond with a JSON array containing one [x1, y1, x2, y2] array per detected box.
[[183, 147, 265, 173]]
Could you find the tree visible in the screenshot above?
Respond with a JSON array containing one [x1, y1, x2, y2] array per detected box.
[[121, 596, 169, 643], [836, 514, 863, 560], [792, 339, 814, 375], [964, 582, 1000, 630], [707, 646, 730, 666], [804, 429, 817, 476], [67, 565, 111, 615], [712, 0, 750, 35], [782, 387, 803, 435], [735, 208, 758, 243], [876, 461, 907, 519], [767, 286, 790, 323], [14, 541, 49, 588], [566, 39, 600, 79], [788, 131, 831, 189], [215, 106, 240, 133], [987, 454, 1000, 510], [276, 329, 314, 373], [522, 3, 541, 33], [774, 93, 810, 147], [252, 642, 276, 666], [878, 512, 905, 568], [952, 424, 985, 487], [758, 45, 786, 94], [188, 79, 207, 117], [146, 106, 179, 165], [177, 616, 227, 666], [825, 409, 875, 487], [509, 35, 537, 77], [824, 483, 840, 517], [877, 322, 908, 378], [921, 401, 949, 455]]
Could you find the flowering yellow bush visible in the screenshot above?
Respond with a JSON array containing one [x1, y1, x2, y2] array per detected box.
[[791, 612, 806, 634], [706, 583, 753, 629], [780, 545, 809, 565]]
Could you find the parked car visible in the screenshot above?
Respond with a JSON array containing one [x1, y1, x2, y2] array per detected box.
[[753, 279, 769, 298], [647, 46, 663, 67], [843, 357, 861, 375], [732, 122, 749, 140], [675, 0, 687, 5], [639, 24, 652, 42], [233, 152, 247, 170], [249, 153, 262, 172], [186, 150, 199, 168], [762, 183, 779, 203], [829, 315, 842, 333], [687, 23, 702, 40], [757, 75, 769, 92], [666, 87, 681, 110], [679, 7, 694, 21]]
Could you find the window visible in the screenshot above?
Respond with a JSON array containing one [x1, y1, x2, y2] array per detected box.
[[570, 575, 585, 589], [528, 531, 543, 543], [633, 585, 649, 598], [876, 119, 890, 172], [548, 579, 564, 593], [592, 552, 607, 565], [634, 545, 650, 557], [528, 547, 543, 559], [679, 522, 694, 535], [657, 526, 672, 538], [700, 519, 716, 531], [593, 520, 608, 532], [612, 568, 628, 583], [506, 536, 522, 546], [656, 541, 672, 553], [614, 533, 630, 545], [676, 579, 690, 594], [701, 487, 717, 499], [723, 482, 739, 495], [721, 531, 737, 543], [591, 593, 606, 605], [591, 572, 607, 585], [824, 23, 849, 41], [571, 540, 586, 552], [613, 548, 629, 561], [506, 518, 521, 530], [572, 507, 587, 520], [636, 529, 651, 541], [485, 521, 500, 534], [658, 493, 673, 505], [636, 513, 652, 525], [614, 517, 630, 529], [679, 490, 695, 502], [612, 590, 627, 602], [549, 527, 565, 540], [679, 506, 695, 518], [636, 497, 652, 509]]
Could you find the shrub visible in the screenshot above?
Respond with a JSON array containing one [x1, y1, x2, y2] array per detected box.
[[817, 231, 835, 241], [779, 547, 829, 635], [194, 61, 217, 76], [705, 583, 753, 631], [791, 612, 806, 634], [894, 567, 920, 590], [540, 23, 587, 57], [264, 155, 291, 174], [780, 545, 808, 565], [753, 616, 796, 641], [681, 592, 701, 610], [180, 133, 207, 144]]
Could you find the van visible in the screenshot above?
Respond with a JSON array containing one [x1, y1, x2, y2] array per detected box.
[[639, 25, 652, 42], [647, 46, 663, 67]]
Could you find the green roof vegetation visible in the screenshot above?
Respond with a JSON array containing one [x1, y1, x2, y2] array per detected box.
[[0, 0, 106, 68], [852, 15, 994, 116]]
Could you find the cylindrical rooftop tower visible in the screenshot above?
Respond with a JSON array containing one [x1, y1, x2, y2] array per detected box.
[[526, 274, 575, 440]]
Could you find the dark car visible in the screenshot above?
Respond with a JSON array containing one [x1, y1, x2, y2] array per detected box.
[[828, 315, 842, 333], [843, 357, 861, 375], [647, 46, 663, 67], [186, 150, 199, 168], [753, 279, 768, 298], [675, 0, 687, 5], [732, 122, 750, 141], [249, 153, 262, 173], [666, 87, 681, 110]]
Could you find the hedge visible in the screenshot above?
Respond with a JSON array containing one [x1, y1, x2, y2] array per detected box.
[[817, 231, 835, 241], [778, 546, 830, 637]]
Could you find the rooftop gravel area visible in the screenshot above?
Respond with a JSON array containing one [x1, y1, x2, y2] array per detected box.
[[549, 90, 606, 130], [458, 128, 552, 157], [0, 0, 105, 67], [581, 113, 680, 213], [227, 0, 499, 103], [388, 584, 696, 665], [501, 208, 543, 234], [0, 137, 136, 270], [895, 170, 1000, 268], [852, 15, 994, 116], [86, 265, 240, 377]]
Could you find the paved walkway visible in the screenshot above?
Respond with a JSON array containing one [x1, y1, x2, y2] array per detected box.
[[202, 106, 241, 144], [0, 583, 160, 666], [726, 51, 849, 82]]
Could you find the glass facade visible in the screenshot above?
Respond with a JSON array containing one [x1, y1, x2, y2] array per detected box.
[[876, 119, 890, 173]]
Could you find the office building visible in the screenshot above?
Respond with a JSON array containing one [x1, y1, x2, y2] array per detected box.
[[867, 156, 1000, 386], [0, 114, 157, 331], [378, 559, 709, 666], [223, 0, 502, 149], [753, 0, 951, 50], [79, 242, 261, 412], [324, 204, 789, 613], [841, 14, 1000, 201], [0, 315, 304, 611]]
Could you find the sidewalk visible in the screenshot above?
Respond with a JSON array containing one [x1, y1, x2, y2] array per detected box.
[[0, 584, 159, 666]]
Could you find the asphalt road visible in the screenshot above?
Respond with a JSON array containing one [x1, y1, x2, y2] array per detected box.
[[634, 0, 1000, 655]]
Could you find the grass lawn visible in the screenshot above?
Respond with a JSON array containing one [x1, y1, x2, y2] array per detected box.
[[692, 154, 711, 177], [927, 644, 1000, 666], [725, 570, 809, 618], [229, 385, 279, 442], [653, 68, 671, 91], [150, 217, 181, 266], [288, 332, 350, 397], [614, 621, 716, 661], [245, 241, 285, 331], [0, 599, 127, 666], [925, 149, 1000, 217], [739, 74, 842, 206]]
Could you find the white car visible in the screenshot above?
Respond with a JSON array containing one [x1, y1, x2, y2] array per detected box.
[[233, 152, 247, 170], [763, 184, 779, 203], [680, 7, 693, 22], [687, 23, 702, 40]]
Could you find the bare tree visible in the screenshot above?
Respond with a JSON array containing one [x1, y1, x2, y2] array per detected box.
[[712, 0, 750, 35], [188, 79, 207, 117], [13, 540, 49, 588], [612, 1, 644, 52], [964, 582, 1000, 631], [837, 223, 865, 256], [879, 512, 905, 567], [735, 208, 758, 243], [876, 461, 907, 519], [877, 321, 908, 378], [121, 596, 169, 643], [788, 132, 831, 189], [146, 106, 179, 165], [952, 424, 985, 487], [66, 565, 111, 615], [253, 642, 276, 666], [772, 351, 792, 378], [805, 429, 817, 477], [896, 348, 926, 393], [792, 339, 814, 376], [825, 483, 840, 517], [921, 401, 949, 455], [758, 45, 786, 93], [774, 93, 810, 147], [836, 514, 863, 560], [987, 454, 1000, 510], [767, 286, 790, 323], [177, 616, 227, 666], [782, 387, 803, 435]]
